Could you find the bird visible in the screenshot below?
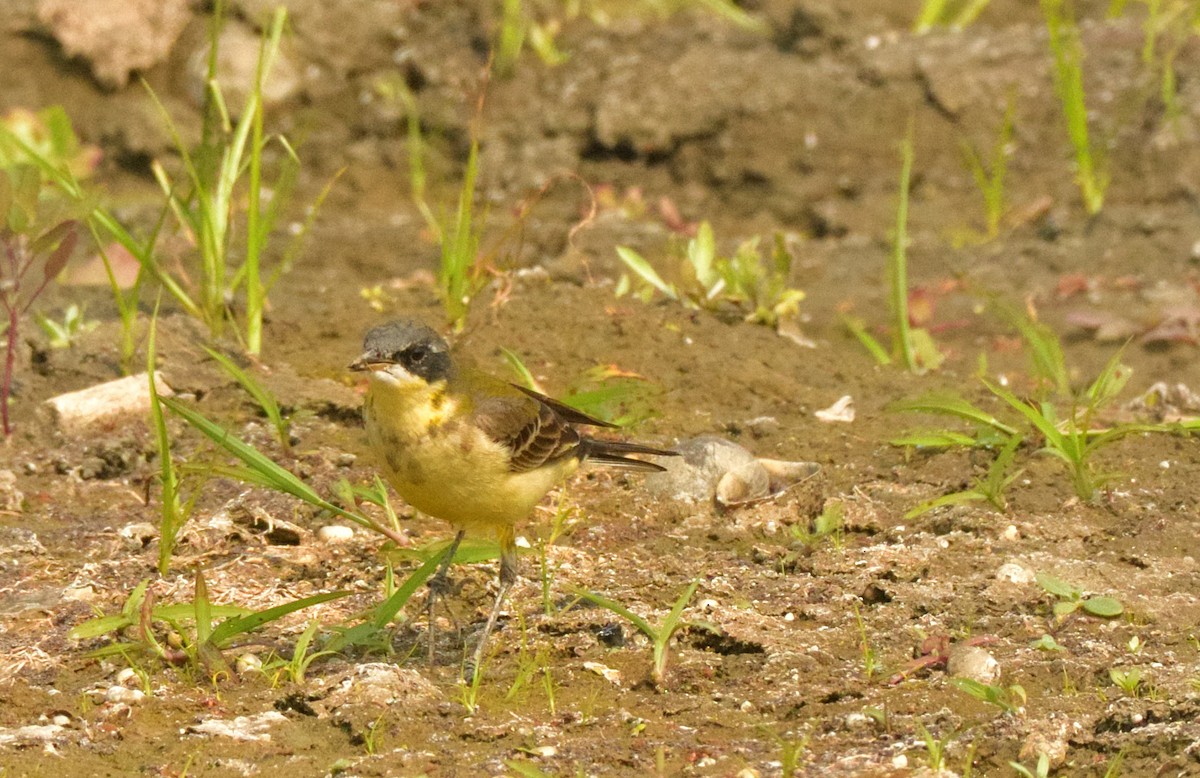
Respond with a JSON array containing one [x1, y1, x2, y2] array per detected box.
[[349, 318, 676, 672]]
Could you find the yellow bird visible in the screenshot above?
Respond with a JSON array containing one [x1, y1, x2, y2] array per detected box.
[[350, 319, 674, 670]]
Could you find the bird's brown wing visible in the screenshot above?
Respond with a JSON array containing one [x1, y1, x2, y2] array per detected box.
[[471, 391, 583, 473]]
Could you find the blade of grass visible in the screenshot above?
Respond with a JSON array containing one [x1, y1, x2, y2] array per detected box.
[[209, 590, 352, 646], [890, 122, 916, 371], [159, 396, 405, 544], [615, 246, 679, 300], [887, 392, 1019, 436], [202, 346, 289, 450]]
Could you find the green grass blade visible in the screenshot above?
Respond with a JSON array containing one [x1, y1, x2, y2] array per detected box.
[[159, 396, 388, 536], [500, 347, 540, 391], [841, 314, 892, 365], [659, 580, 700, 640], [370, 554, 441, 629], [615, 246, 679, 300], [202, 346, 289, 449], [887, 392, 1018, 436], [890, 123, 916, 371], [147, 307, 184, 574], [209, 590, 352, 647], [571, 587, 657, 641]]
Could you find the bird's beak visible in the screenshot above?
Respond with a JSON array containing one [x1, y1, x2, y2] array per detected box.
[[349, 355, 387, 372]]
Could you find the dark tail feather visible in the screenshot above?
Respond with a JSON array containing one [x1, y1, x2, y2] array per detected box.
[[580, 438, 677, 472]]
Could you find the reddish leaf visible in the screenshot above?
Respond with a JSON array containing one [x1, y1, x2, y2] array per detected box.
[[41, 220, 78, 281]]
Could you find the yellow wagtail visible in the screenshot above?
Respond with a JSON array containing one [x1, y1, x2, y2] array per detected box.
[[350, 319, 675, 670]]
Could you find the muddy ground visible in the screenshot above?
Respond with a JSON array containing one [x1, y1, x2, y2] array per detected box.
[[2, 0, 1200, 775]]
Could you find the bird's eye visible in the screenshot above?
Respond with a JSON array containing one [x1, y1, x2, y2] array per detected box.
[[406, 345, 428, 363]]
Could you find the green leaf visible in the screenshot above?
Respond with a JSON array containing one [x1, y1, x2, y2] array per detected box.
[[1035, 572, 1081, 600], [615, 246, 678, 300], [887, 392, 1018, 436], [1081, 596, 1123, 618], [209, 590, 353, 647], [687, 221, 717, 288], [1053, 601, 1080, 618], [890, 430, 981, 448]]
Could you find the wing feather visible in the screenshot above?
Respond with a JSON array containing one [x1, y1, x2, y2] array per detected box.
[[473, 393, 582, 473]]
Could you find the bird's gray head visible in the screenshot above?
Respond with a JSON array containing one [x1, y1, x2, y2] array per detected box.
[[350, 319, 453, 385]]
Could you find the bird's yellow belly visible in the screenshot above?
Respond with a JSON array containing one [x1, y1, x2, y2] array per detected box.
[[364, 390, 574, 539]]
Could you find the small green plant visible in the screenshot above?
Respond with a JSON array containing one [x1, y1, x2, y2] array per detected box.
[[373, 76, 439, 240], [203, 346, 291, 451], [147, 310, 197, 574], [34, 303, 97, 348], [914, 0, 991, 32], [261, 620, 335, 685], [1036, 572, 1124, 619], [574, 580, 700, 686], [459, 650, 488, 714], [788, 501, 845, 552], [149, 6, 333, 354], [1041, 0, 1108, 215], [887, 124, 943, 373], [1103, 748, 1127, 778], [70, 571, 350, 675], [916, 724, 957, 772], [1032, 633, 1067, 652], [960, 95, 1016, 241], [952, 678, 1026, 715], [0, 164, 78, 437], [1010, 752, 1050, 778], [1109, 666, 1143, 696], [438, 134, 485, 332], [615, 221, 804, 328], [890, 312, 1174, 501], [536, 492, 576, 616], [158, 395, 408, 544], [362, 712, 388, 756], [494, 0, 763, 77], [334, 475, 402, 534], [1, 113, 153, 373], [903, 432, 1024, 518], [853, 603, 882, 682]]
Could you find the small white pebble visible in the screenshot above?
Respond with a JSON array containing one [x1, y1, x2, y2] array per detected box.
[[529, 745, 557, 757], [740, 700, 754, 712], [865, 34, 881, 49], [236, 654, 263, 674], [105, 686, 145, 704], [115, 668, 139, 687], [1003, 524, 1020, 541], [783, 612, 795, 622], [1159, 460, 1170, 469], [696, 757, 717, 768], [996, 562, 1035, 585], [699, 599, 718, 612], [1132, 713, 1144, 725], [52, 714, 70, 727], [891, 754, 908, 769], [317, 525, 354, 543], [736, 769, 760, 778], [844, 712, 872, 729]]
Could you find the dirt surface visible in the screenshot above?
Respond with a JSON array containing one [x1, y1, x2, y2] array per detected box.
[[2, 1, 1200, 776]]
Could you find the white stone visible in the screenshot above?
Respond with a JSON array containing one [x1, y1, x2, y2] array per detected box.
[[317, 525, 354, 544], [45, 373, 172, 431]]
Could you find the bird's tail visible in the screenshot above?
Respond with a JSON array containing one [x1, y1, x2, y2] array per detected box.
[[579, 438, 677, 472]]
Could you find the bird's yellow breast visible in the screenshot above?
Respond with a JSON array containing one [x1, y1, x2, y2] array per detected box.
[[363, 377, 575, 539]]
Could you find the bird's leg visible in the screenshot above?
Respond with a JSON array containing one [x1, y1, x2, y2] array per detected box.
[[465, 544, 518, 681], [426, 528, 466, 664]]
